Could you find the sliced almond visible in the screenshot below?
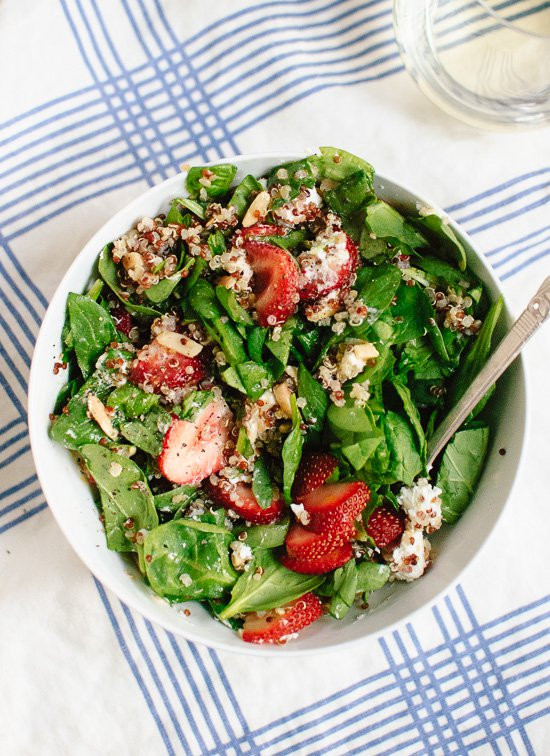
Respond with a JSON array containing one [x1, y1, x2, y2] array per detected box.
[[87, 395, 118, 440], [156, 331, 203, 357], [122, 251, 146, 281], [273, 383, 293, 418], [353, 342, 379, 361], [216, 275, 236, 290], [242, 191, 271, 228]]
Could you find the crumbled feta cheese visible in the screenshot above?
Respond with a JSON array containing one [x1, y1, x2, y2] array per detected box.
[[272, 186, 322, 225], [390, 525, 431, 582], [179, 573, 193, 587], [290, 503, 311, 526], [298, 220, 349, 293], [242, 390, 276, 445], [349, 380, 371, 407], [398, 478, 443, 533], [230, 540, 253, 570], [336, 341, 379, 383]]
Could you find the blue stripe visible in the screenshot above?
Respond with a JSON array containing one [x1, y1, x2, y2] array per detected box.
[[120, 603, 191, 752], [446, 167, 550, 213], [0, 83, 98, 132], [0, 443, 31, 471], [93, 580, 174, 755], [0, 486, 42, 519], [486, 224, 550, 257], [208, 649, 249, 735], [453, 179, 550, 225], [493, 234, 550, 269], [467, 193, 550, 236], [0, 233, 47, 309], [0, 417, 25, 437], [0, 252, 44, 329], [0, 429, 29, 456], [502, 248, 550, 280], [1, 473, 37, 499], [0, 502, 47, 534]]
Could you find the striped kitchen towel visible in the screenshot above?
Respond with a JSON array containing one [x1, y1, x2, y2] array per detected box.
[[0, 1, 548, 754]]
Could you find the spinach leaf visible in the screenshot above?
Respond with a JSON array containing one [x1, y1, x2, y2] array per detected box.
[[144, 516, 237, 601], [218, 549, 323, 619], [98, 245, 160, 318], [235, 426, 254, 459], [265, 317, 296, 365], [392, 379, 427, 461], [355, 264, 402, 321], [261, 230, 307, 251], [328, 404, 374, 435], [399, 339, 443, 381], [180, 390, 214, 421], [186, 164, 238, 199], [211, 318, 248, 366], [267, 157, 317, 196], [282, 395, 304, 504], [356, 562, 390, 596], [365, 202, 426, 250], [119, 407, 172, 457], [108, 383, 160, 417], [234, 516, 290, 549], [165, 200, 185, 225], [252, 456, 273, 510], [324, 170, 374, 218], [227, 174, 262, 216], [381, 411, 423, 485], [153, 485, 197, 514], [447, 296, 503, 409], [216, 286, 254, 325], [329, 560, 358, 620], [390, 283, 433, 344], [359, 227, 390, 260], [144, 272, 182, 303], [247, 326, 267, 363], [182, 257, 207, 296], [437, 425, 490, 523], [220, 366, 247, 393], [297, 362, 329, 440], [415, 255, 474, 288], [315, 146, 375, 183], [80, 444, 159, 552], [188, 278, 222, 320], [208, 230, 226, 256], [414, 214, 467, 271], [67, 293, 117, 379], [341, 436, 382, 471], [236, 361, 273, 400]]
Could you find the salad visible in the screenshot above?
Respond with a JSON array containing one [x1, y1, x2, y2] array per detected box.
[[50, 148, 502, 645]]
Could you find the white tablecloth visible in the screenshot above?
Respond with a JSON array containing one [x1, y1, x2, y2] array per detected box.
[[1, 1, 548, 753]]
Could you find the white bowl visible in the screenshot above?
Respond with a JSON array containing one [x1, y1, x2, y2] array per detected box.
[[28, 152, 527, 656]]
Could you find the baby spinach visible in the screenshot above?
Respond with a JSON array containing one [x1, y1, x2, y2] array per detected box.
[[392, 379, 427, 461], [315, 146, 375, 183], [236, 427, 254, 459], [97, 245, 160, 318], [355, 264, 402, 321], [329, 560, 358, 619], [145, 272, 183, 304], [216, 286, 254, 326], [227, 174, 262, 216], [67, 293, 117, 379], [252, 456, 273, 510], [380, 411, 423, 485], [236, 361, 274, 400], [188, 278, 222, 320], [119, 407, 171, 457], [282, 395, 304, 504], [390, 283, 432, 344], [218, 549, 323, 619], [324, 170, 374, 218], [50, 370, 115, 450], [153, 485, 198, 514], [437, 425, 489, 523], [262, 229, 307, 251], [247, 326, 267, 363], [297, 362, 329, 440], [186, 164, 238, 199], [414, 214, 467, 271], [108, 383, 160, 417], [265, 317, 296, 365], [208, 230, 226, 256], [356, 562, 390, 598], [365, 202, 426, 250], [80, 444, 158, 552], [143, 516, 237, 601], [448, 296, 503, 409], [341, 436, 382, 471], [235, 516, 290, 549]]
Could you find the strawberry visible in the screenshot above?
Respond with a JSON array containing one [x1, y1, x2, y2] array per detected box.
[[158, 396, 232, 485], [298, 233, 358, 301], [297, 481, 370, 536], [281, 542, 353, 574], [130, 337, 208, 395], [241, 592, 323, 644], [203, 479, 284, 524], [292, 452, 339, 499], [285, 522, 353, 559], [244, 240, 300, 326], [240, 223, 285, 238], [111, 305, 133, 336], [366, 505, 405, 548]]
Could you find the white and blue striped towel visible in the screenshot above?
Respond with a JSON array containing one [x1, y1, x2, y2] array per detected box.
[[0, 1, 548, 753]]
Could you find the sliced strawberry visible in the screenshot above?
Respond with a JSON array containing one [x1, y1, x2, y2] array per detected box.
[[158, 396, 232, 485], [299, 232, 358, 301], [297, 481, 370, 535], [240, 223, 285, 238], [285, 522, 353, 559], [130, 337, 208, 395], [242, 592, 323, 644], [203, 479, 284, 524], [111, 305, 134, 336], [292, 452, 339, 499], [281, 542, 353, 574], [244, 240, 300, 326], [367, 505, 405, 548]]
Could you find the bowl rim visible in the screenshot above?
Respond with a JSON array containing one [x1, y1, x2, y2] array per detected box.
[[28, 151, 528, 656]]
